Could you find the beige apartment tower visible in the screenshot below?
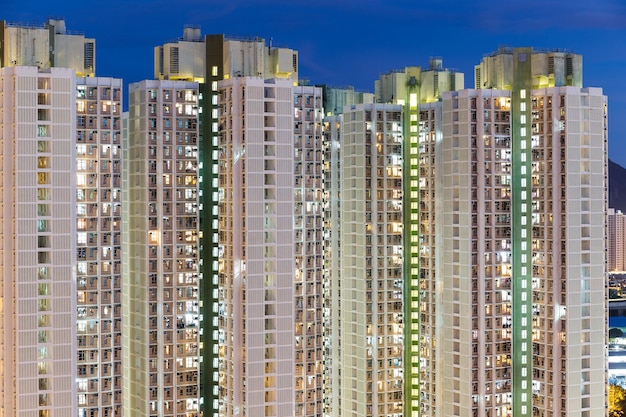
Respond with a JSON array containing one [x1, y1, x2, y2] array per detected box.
[[326, 103, 405, 416], [154, 29, 300, 415], [373, 60, 464, 417], [0, 66, 78, 416], [217, 77, 296, 416], [419, 48, 607, 417], [123, 79, 201, 417]]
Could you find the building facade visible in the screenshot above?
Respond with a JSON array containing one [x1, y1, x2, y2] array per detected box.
[[0, 65, 78, 416], [327, 103, 405, 416], [293, 85, 325, 417], [217, 77, 296, 416], [418, 48, 607, 417], [154, 30, 302, 414], [374, 61, 465, 417], [123, 79, 201, 417], [322, 113, 342, 416], [75, 76, 124, 417]]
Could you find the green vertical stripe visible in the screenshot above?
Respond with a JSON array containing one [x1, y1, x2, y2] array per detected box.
[[511, 47, 533, 417]]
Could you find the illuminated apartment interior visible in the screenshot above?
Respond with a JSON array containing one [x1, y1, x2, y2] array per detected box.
[[293, 85, 325, 417], [75, 76, 124, 417]]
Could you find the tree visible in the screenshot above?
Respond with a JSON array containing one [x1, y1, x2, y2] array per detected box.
[[610, 328, 624, 339], [609, 384, 626, 416]]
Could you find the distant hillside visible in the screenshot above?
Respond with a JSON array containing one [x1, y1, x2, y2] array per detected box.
[[610, 159, 626, 211]]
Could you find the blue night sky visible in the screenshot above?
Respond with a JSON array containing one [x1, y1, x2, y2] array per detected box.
[[5, 0, 626, 165]]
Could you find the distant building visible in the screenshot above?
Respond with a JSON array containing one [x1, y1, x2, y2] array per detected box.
[[316, 85, 374, 116], [375, 59, 464, 105], [609, 208, 626, 271], [474, 46, 583, 90], [0, 18, 95, 76]]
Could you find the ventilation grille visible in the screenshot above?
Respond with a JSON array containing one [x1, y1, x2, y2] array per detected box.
[[170, 47, 179, 74], [83, 42, 94, 71]]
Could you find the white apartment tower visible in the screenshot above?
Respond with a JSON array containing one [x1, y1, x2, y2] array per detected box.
[[75, 76, 124, 417], [123, 79, 201, 417], [293, 85, 324, 417], [0, 66, 78, 416], [217, 77, 295, 416], [374, 61, 464, 417], [1, 19, 125, 416], [327, 103, 405, 416], [154, 29, 300, 415], [419, 47, 607, 417]]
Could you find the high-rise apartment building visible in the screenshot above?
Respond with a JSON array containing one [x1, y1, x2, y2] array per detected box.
[[326, 103, 405, 416], [154, 30, 300, 415], [0, 65, 78, 416], [608, 208, 626, 272], [419, 47, 607, 417], [0, 18, 95, 76], [1, 18, 123, 417], [123, 79, 201, 417], [293, 85, 325, 417], [217, 76, 296, 416], [154, 27, 303, 416], [75, 76, 124, 417], [374, 61, 464, 417]]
